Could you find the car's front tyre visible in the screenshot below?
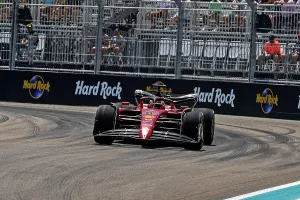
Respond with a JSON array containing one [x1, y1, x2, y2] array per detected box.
[[182, 110, 204, 151], [195, 108, 215, 145], [93, 105, 115, 145]]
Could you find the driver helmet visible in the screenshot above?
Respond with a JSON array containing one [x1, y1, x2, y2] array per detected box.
[[148, 100, 154, 108]]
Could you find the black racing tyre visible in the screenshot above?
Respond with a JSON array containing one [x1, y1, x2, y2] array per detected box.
[[93, 105, 115, 145], [194, 108, 215, 145], [182, 110, 204, 151], [115, 102, 136, 109]]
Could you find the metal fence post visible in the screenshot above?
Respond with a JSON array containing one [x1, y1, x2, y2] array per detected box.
[[174, 0, 184, 79], [9, 0, 18, 70], [246, 1, 257, 83], [82, 0, 88, 65], [95, 0, 104, 74]]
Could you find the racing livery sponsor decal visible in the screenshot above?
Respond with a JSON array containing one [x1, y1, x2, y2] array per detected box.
[[140, 109, 161, 139], [146, 81, 172, 94], [75, 81, 122, 100], [145, 115, 155, 119], [194, 87, 235, 107], [142, 120, 152, 125], [145, 110, 159, 115], [23, 75, 50, 99], [256, 88, 278, 114]]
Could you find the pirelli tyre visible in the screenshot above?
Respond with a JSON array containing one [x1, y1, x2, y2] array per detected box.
[[182, 110, 204, 151], [93, 105, 115, 145], [194, 108, 215, 145]]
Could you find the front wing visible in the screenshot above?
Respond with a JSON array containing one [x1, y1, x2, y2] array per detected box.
[[94, 129, 198, 144]]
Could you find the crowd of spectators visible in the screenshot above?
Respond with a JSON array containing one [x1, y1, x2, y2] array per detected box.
[[145, 0, 300, 73], [0, 0, 11, 22], [0, 0, 300, 73], [1, 0, 299, 31], [0, 0, 83, 24], [146, 0, 251, 31], [39, 0, 82, 24], [146, 0, 300, 33], [91, 29, 126, 64]]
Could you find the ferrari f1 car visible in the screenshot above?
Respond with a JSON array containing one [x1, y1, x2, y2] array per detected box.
[[93, 83, 215, 150]]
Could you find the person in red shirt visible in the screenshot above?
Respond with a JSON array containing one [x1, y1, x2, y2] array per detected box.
[[258, 35, 286, 72]]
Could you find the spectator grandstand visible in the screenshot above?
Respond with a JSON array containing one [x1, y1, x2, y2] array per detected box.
[[0, 0, 299, 83]]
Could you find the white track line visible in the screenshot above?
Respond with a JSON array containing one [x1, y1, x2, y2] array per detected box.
[[224, 181, 300, 200]]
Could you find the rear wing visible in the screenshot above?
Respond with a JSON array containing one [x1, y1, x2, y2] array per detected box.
[[134, 90, 198, 106]]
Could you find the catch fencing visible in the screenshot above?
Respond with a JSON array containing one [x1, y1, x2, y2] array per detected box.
[[0, 0, 300, 84]]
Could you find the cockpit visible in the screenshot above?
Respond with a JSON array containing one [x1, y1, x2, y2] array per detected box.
[[147, 100, 166, 109]]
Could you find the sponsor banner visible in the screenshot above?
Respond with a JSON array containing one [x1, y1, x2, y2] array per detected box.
[[74, 80, 122, 100], [0, 70, 136, 106], [252, 86, 299, 119], [0, 70, 300, 120], [194, 87, 236, 108], [23, 75, 51, 99], [255, 88, 279, 115], [145, 81, 172, 94]]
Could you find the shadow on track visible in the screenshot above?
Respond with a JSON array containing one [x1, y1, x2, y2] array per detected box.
[[93, 139, 208, 152]]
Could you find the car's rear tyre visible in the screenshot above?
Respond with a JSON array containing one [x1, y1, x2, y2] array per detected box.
[[194, 108, 215, 145], [182, 110, 204, 151], [93, 105, 115, 145]]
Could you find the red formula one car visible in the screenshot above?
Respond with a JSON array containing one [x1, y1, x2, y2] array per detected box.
[[93, 83, 215, 150]]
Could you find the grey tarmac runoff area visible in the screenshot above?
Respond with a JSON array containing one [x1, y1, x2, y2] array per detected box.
[[0, 102, 300, 200]]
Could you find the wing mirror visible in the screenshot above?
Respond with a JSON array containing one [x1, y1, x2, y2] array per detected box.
[[121, 102, 130, 106]]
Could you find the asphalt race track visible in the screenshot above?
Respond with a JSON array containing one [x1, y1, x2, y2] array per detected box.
[[0, 102, 300, 200]]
